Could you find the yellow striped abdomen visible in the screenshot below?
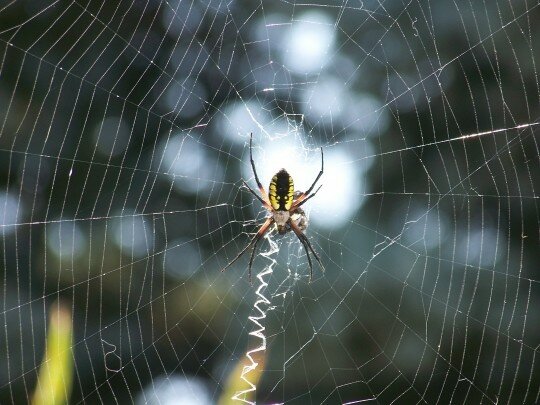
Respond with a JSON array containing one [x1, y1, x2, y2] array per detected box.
[[269, 169, 294, 211]]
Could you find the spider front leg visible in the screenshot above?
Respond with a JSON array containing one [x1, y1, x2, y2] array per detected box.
[[290, 146, 324, 209], [248, 133, 272, 208]]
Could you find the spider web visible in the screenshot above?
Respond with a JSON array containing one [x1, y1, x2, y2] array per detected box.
[[0, 0, 539, 403]]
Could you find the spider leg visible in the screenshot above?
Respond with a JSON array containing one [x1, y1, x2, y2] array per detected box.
[[291, 184, 322, 210], [288, 219, 325, 281], [292, 224, 314, 280], [249, 133, 271, 206], [290, 147, 323, 208], [247, 231, 265, 284], [243, 180, 272, 210], [221, 217, 274, 284], [304, 147, 324, 196]]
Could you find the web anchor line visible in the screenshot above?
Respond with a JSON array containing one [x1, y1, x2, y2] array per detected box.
[[232, 234, 278, 404]]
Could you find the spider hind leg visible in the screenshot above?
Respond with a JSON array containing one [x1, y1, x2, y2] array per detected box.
[[221, 217, 274, 284], [288, 219, 324, 281]]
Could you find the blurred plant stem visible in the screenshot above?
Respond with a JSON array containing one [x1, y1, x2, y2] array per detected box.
[[31, 300, 73, 405]]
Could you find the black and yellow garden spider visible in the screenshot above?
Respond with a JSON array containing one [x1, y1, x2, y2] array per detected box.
[[222, 133, 325, 283]]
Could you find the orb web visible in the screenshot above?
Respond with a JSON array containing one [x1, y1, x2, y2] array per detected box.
[[0, 0, 539, 403]]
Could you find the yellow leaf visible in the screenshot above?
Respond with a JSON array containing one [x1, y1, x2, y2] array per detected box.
[[218, 348, 266, 404], [32, 300, 73, 405]]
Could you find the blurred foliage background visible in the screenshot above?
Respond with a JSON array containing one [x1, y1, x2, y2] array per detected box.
[[0, 0, 539, 403]]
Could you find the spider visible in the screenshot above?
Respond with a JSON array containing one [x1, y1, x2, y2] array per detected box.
[[222, 133, 325, 284]]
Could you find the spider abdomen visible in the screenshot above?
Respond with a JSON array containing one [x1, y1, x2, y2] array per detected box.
[[269, 169, 294, 211]]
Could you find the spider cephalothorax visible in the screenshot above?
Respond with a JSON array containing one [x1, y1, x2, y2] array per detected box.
[[222, 133, 324, 283]]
